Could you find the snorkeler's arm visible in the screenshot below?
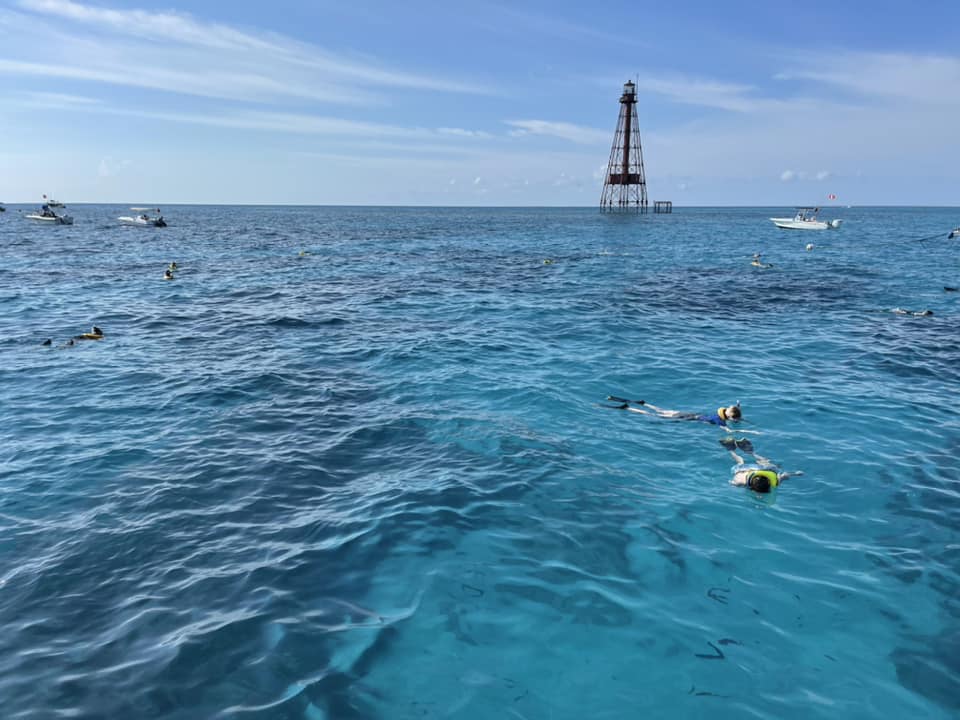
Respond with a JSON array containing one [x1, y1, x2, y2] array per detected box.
[[729, 427, 762, 435], [778, 470, 804, 481], [729, 450, 745, 465]]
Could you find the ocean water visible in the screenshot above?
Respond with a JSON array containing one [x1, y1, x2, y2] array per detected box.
[[1, 204, 958, 719]]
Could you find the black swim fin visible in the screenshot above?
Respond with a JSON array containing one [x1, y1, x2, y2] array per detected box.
[[719, 438, 737, 450], [606, 395, 644, 405], [735, 438, 754, 453]]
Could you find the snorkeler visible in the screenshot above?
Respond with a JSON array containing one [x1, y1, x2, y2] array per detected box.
[[751, 253, 773, 269], [73, 326, 104, 341], [44, 326, 102, 348], [725, 442, 802, 493], [169, 261, 178, 271], [164, 269, 174, 280], [605, 397, 759, 433], [892, 308, 934, 316]]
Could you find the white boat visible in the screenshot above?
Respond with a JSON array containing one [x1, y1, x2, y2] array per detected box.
[[949, 228, 959, 239], [42, 195, 65, 208], [26, 207, 73, 224], [770, 207, 842, 230], [118, 208, 167, 227]]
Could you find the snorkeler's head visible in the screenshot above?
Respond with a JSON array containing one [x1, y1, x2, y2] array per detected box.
[[747, 473, 772, 493], [746, 470, 779, 493], [92, 326, 103, 336], [727, 404, 742, 420]]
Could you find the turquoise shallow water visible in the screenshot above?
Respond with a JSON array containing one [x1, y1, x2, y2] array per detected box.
[[1, 205, 958, 719]]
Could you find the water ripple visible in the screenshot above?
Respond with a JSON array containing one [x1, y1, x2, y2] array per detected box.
[[1, 206, 958, 718]]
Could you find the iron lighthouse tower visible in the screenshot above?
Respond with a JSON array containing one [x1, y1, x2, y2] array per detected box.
[[600, 80, 648, 212]]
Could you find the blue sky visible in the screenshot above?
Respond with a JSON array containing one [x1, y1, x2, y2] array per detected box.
[[1, 0, 958, 205]]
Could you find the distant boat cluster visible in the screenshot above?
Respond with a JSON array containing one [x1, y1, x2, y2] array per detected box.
[[8, 196, 167, 228]]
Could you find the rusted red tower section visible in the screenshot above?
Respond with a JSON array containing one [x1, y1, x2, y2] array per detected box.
[[600, 80, 648, 212]]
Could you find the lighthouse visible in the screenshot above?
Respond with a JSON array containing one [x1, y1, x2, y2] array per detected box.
[[600, 81, 649, 212]]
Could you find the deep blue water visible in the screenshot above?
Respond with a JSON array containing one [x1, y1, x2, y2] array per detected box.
[[1, 204, 959, 719]]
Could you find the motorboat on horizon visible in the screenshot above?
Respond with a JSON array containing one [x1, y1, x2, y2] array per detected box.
[[770, 207, 842, 230], [118, 207, 167, 227], [42, 194, 65, 208], [26, 204, 73, 224]]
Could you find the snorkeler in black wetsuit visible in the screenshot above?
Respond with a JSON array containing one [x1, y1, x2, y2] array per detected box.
[[605, 397, 760, 434]]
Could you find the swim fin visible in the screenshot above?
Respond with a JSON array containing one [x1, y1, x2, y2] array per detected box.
[[719, 437, 737, 450], [606, 396, 644, 405]]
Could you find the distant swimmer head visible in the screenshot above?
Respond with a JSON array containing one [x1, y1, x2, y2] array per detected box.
[[41, 338, 51, 346], [169, 261, 178, 270], [806, 243, 814, 251], [747, 470, 779, 493], [164, 269, 174, 280]]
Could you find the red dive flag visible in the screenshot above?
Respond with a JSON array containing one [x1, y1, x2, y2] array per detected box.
[[827, 193, 837, 200]]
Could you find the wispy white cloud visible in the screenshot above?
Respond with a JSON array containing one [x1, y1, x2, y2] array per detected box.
[[630, 72, 824, 114], [0, 57, 368, 105], [16, 90, 102, 108], [2, 0, 489, 104], [780, 170, 797, 182], [4, 88, 503, 153], [505, 119, 607, 145], [777, 51, 960, 108], [437, 127, 491, 138]]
